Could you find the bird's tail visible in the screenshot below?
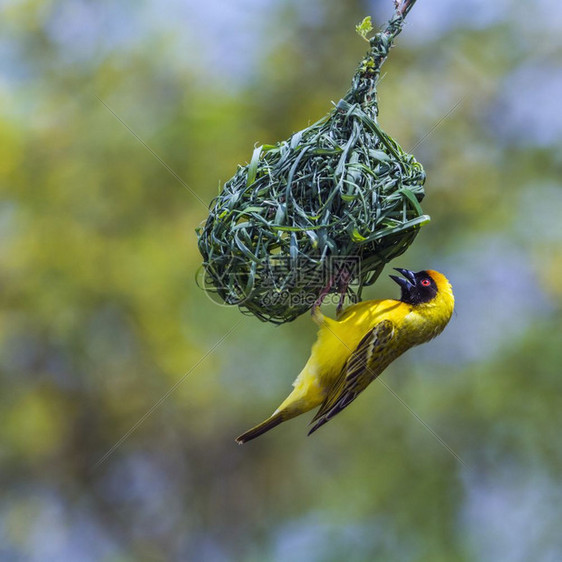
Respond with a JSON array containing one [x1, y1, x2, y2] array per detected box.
[[235, 412, 286, 444]]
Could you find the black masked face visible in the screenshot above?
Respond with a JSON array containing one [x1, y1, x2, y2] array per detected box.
[[390, 268, 438, 305]]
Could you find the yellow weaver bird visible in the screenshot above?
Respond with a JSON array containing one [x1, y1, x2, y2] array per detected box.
[[236, 268, 454, 444]]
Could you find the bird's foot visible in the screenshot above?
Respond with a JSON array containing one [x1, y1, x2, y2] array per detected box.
[[335, 269, 352, 317], [312, 277, 333, 322]]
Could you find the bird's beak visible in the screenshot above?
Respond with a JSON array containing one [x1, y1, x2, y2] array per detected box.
[[390, 268, 416, 291]]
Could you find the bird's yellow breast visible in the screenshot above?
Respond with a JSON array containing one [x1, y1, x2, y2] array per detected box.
[[281, 299, 409, 413]]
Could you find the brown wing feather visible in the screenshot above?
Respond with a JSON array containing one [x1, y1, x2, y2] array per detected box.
[[308, 319, 395, 435]]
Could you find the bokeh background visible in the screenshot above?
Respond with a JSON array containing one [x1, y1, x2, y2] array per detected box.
[[2, 0, 562, 560]]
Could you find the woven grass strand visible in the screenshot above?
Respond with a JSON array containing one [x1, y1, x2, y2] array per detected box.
[[197, 1, 428, 324]]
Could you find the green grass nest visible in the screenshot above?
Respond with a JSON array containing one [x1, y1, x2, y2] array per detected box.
[[197, 5, 429, 324]]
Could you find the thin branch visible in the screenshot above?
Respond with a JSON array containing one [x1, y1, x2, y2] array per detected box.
[[398, 0, 417, 19]]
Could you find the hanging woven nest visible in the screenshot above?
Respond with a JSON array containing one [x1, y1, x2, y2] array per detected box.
[[197, 1, 429, 324]]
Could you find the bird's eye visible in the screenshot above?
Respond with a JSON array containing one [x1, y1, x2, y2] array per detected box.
[[420, 279, 431, 287]]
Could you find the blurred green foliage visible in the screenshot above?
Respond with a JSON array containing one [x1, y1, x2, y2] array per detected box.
[[1, 0, 562, 560]]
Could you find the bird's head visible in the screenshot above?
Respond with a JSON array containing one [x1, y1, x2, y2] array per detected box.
[[390, 268, 454, 309]]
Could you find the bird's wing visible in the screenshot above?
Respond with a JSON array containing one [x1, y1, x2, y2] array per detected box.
[[308, 319, 395, 435]]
